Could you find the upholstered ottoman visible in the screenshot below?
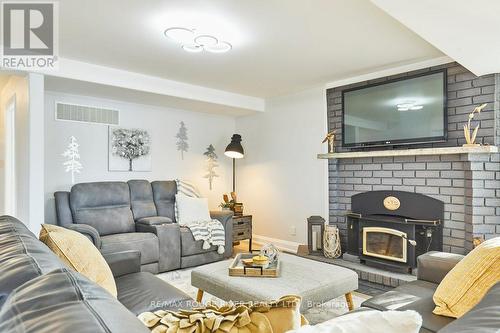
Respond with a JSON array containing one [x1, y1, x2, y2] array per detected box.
[[191, 253, 358, 311]]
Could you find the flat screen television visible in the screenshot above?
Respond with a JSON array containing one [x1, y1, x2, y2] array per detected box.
[[342, 69, 447, 148]]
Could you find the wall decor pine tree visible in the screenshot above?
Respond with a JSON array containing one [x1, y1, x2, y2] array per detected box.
[[62, 136, 83, 184], [204, 144, 219, 190], [176, 121, 189, 160]]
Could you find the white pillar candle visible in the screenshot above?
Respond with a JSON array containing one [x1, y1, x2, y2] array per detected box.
[[312, 231, 317, 251]]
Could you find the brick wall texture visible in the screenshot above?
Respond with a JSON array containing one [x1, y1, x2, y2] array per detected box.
[[326, 63, 500, 254]]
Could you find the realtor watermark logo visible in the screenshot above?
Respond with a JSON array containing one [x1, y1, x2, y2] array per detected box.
[[1, 1, 58, 70]]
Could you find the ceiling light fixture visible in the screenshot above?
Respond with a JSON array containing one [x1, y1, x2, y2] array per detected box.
[[182, 44, 203, 53], [164, 27, 232, 54], [164, 27, 195, 44], [205, 41, 232, 53], [194, 35, 218, 46]]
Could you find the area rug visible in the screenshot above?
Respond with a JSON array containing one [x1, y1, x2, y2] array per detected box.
[[157, 264, 370, 325]]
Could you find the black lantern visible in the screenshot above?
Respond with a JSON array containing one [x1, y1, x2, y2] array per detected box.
[[307, 216, 325, 255]]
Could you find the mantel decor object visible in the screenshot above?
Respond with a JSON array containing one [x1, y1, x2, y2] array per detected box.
[[322, 130, 336, 153], [307, 216, 325, 255], [323, 225, 342, 259], [463, 103, 487, 147]]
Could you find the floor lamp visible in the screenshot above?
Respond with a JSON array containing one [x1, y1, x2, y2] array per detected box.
[[224, 134, 244, 192]]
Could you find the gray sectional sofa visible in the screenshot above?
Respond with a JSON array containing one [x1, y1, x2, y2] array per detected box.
[[356, 251, 500, 332], [0, 215, 195, 332], [54, 180, 233, 273]]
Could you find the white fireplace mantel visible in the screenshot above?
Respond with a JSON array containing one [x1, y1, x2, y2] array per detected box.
[[317, 146, 499, 159]]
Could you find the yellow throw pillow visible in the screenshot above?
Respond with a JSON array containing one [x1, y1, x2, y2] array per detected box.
[[138, 295, 305, 333], [39, 224, 117, 297], [433, 237, 500, 318]]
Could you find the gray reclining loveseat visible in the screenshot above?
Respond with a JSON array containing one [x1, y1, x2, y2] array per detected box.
[[54, 180, 233, 273]]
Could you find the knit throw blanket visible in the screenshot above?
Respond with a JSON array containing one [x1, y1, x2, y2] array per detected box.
[[188, 219, 225, 255], [175, 179, 225, 255]]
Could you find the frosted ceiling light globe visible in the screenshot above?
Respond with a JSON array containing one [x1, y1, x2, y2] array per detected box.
[[182, 44, 203, 53], [164, 27, 195, 44], [205, 41, 232, 53], [194, 35, 218, 46]]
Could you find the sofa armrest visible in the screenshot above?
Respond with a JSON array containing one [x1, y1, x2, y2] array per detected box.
[[65, 223, 101, 248], [417, 251, 464, 284], [136, 216, 172, 226], [210, 210, 233, 258], [136, 222, 181, 271], [102, 250, 141, 278], [210, 210, 233, 225]]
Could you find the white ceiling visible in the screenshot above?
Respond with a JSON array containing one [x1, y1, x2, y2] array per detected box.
[[371, 0, 500, 77], [58, 0, 443, 98]]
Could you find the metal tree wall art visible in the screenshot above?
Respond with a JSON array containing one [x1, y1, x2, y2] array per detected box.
[[62, 136, 83, 184], [204, 144, 219, 190], [110, 128, 151, 171], [176, 121, 189, 160], [463, 103, 487, 147]]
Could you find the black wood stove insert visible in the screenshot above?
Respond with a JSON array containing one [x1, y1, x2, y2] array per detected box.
[[346, 191, 443, 273]]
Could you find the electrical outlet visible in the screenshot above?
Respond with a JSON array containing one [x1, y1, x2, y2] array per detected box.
[[290, 226, 296, 236]]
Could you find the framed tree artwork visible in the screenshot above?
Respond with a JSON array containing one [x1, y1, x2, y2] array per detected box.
[[108, 127, 151, 172]]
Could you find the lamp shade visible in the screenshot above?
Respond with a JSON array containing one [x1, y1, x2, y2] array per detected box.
[[224, 134, 244, 159]]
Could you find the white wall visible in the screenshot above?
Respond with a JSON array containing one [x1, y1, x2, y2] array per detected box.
[[235, 87, 328, 252], [44, 91, 236, 224]]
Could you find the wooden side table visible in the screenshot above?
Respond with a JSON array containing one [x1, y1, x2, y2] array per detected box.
[[232, 215, 252, 252]]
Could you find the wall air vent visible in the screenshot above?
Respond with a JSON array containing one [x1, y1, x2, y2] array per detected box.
[[55, 102, 119, 125]]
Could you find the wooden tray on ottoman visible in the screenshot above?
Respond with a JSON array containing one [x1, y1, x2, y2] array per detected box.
[[229, 253, 280, 277]]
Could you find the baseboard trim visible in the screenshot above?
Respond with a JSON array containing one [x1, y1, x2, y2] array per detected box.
[[252, 234, 301, 254]]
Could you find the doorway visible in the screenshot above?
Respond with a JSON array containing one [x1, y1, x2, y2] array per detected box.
[[4, 97, 16, 215]]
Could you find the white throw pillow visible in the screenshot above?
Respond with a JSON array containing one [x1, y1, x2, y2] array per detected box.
[[175, 194, 211, 226], [287, 310, 422, 333]]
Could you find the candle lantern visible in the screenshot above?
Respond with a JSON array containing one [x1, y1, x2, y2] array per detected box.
[[307, 216, 325, 255]]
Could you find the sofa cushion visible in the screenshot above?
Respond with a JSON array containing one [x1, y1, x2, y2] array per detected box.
[[137, 216, 172, 225], [116, 272, 192, 315], [70, 182, 135, 235], [128, 180, 158, 220], [180, 226, 217, 256], [39, 224, 117, 297], [362, 280, 438, 311], [438, 282, 500, 333], [101, 233, 159, 265], [399, 297, 454, 333], [0, 268, 150, 333], [433, 236, 500, 318], [151, 181, 177, 222], [0, 216, 66, 308]]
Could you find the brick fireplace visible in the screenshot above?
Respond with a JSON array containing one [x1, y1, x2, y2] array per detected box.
[[326, 63, 500, 255]]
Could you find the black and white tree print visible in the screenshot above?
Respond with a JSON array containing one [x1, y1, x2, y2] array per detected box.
[[176, 121, 189, 160], [204, 144, 219, 190], [112, 128, 151, 171]]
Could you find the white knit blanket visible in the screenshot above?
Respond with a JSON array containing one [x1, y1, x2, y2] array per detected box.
[[185, 219, 225, 254], [288, 310, 422, 333]]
